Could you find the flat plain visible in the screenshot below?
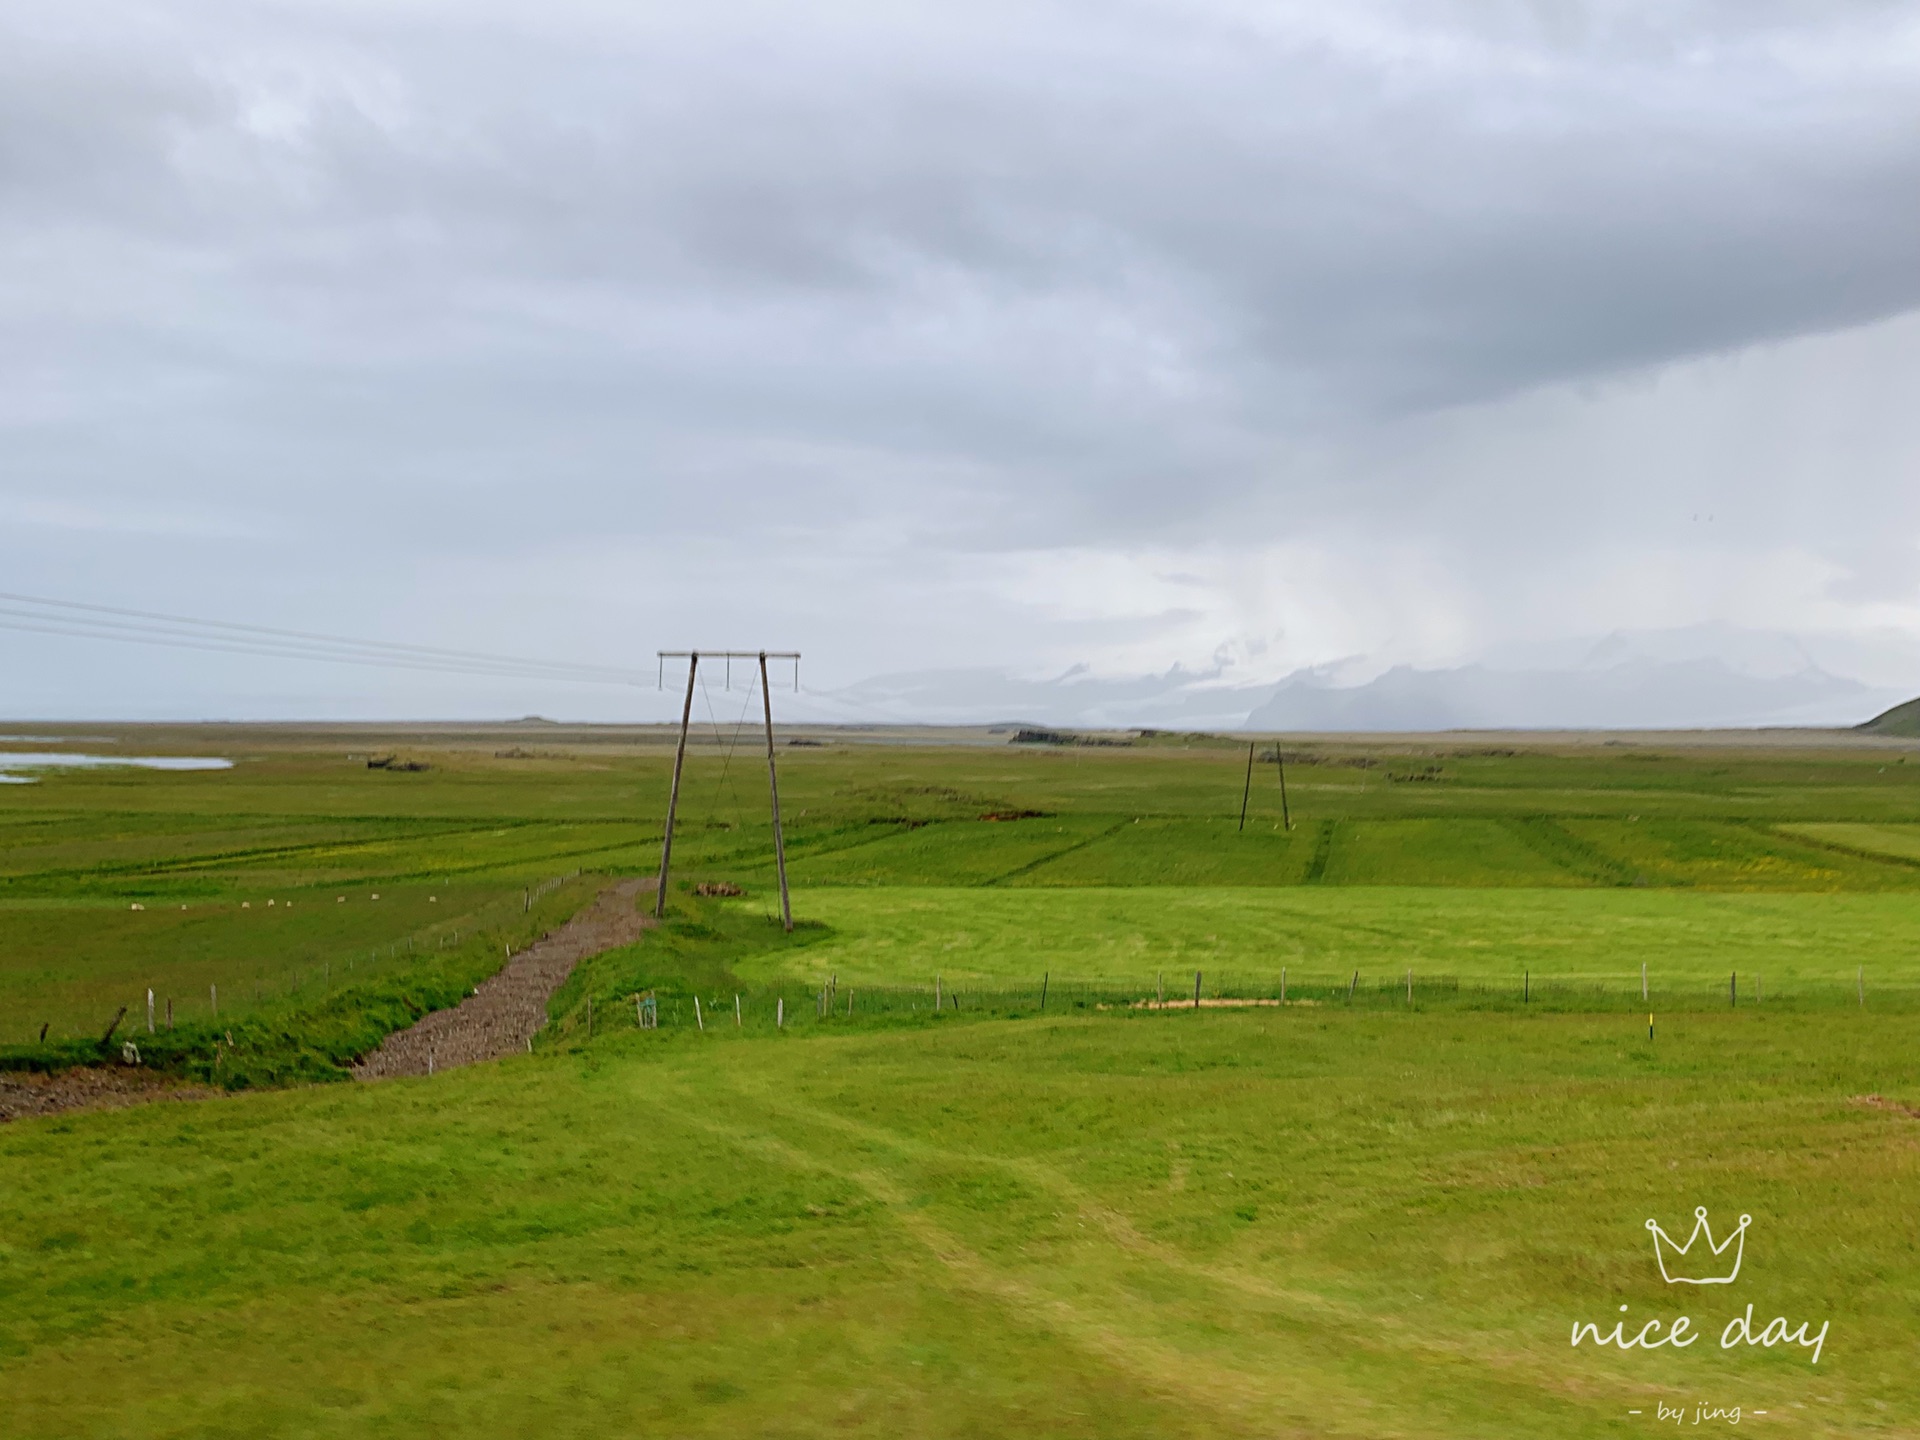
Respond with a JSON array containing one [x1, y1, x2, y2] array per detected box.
[[2, 722, 1918, 1437]]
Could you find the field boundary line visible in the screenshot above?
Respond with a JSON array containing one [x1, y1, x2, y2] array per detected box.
[[1497, 815, 1639, 887], [981, 817, 1133, 887], [718, 818, 935, 869], [1766, 822, 1920, 874], [1303, 820, 1336, 882], [0, 818, 551, 886]]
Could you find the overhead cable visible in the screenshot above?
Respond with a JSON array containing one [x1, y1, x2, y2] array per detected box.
[[0, 591, 649, 687]]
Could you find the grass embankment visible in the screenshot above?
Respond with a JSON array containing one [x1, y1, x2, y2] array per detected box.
[[2, 1008, 1914, 1439], [2, 881, 525, 1043], [0, 876, 601, 1088]]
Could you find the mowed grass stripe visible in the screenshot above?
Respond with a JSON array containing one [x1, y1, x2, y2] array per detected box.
[[722, 885, 1920, 989]]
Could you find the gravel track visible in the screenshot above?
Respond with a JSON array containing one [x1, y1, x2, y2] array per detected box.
[[353, 876, 653, 1081]]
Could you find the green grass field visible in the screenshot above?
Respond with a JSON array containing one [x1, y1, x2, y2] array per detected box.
[[4, 1011, 1915, 1437], [3, 725, 1918, 1436]]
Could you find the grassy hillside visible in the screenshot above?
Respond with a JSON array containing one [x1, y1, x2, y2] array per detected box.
[[1859, 696, 1920, 736]]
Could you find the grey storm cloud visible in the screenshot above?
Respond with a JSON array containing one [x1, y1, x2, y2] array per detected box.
[[2, 0, 1919, 719]]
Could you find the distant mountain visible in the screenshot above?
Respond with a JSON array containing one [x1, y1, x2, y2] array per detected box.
[[798, 626, 1915, 732], [801, 666, 1268, 730], [1859, 697, 1920, 737], [1247, 657, 1892, 732]]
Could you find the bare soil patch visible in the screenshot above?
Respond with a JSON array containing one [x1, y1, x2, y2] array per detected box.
[[1118, 997, 1319, 1010], [353, 876, 653, 1080]]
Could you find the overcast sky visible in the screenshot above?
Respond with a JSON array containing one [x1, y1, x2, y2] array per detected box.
[[4, 0, 1919, 721]]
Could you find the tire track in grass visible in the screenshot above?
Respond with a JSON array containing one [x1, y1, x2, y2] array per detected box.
[[659, 1062, 1595, 1438], [691, 1059, 1666, 1436], [654, 1077, 1323, 1437]]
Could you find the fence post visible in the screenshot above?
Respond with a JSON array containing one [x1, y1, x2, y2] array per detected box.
[[735, 993, 742, 1027], [1405, 969, 1412, 1006], [1193, 971, 1202, 1009], [1346, 970, 1358, 1002], [1524, 971, 1529, 1004], [1040, 972, 1048, 1010], [1857, 966, 1864, 1008], [1280, 967, 1286, 1003], [210, 983, 217, 1017], [777, 997, 785, 1029], [146, 989, 155, 1034], [935, 974, 941, 1010], [1641, 962, 1648, 1001], [1730, 971, 1736, 1008]]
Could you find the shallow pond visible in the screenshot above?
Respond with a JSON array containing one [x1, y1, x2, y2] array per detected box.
[[0, 753, 232, 784]]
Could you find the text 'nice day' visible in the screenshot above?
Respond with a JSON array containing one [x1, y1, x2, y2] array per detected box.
[[1571, 1305, 1829, 1364]]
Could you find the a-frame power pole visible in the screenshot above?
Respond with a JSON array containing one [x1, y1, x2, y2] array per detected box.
[[655, 650, 800, 930]]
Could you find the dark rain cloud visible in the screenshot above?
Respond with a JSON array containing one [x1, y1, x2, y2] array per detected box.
[[2, 0, 1918, 714]]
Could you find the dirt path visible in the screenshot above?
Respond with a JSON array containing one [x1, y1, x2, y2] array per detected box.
[[353, 876, 654, 1081], [0, 1068, 216, 1124]]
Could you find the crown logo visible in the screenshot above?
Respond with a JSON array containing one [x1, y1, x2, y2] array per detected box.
[[1646, 1206, 1751, 1285]]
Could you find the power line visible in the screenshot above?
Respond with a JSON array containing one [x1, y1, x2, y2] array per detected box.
[[0, 613, 605, 683], [0, 592, 652, 687], [0, 592, 646, 679]]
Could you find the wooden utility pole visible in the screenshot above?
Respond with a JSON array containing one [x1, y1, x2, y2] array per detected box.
[[655, 651, 700, 919], [1275, 745, 1293, 830], [759, 651, 793, 931], [1238, 741, 1255, 832]]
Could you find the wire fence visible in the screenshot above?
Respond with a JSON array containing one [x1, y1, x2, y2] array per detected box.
[[568, 965, 1920, 1040]]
